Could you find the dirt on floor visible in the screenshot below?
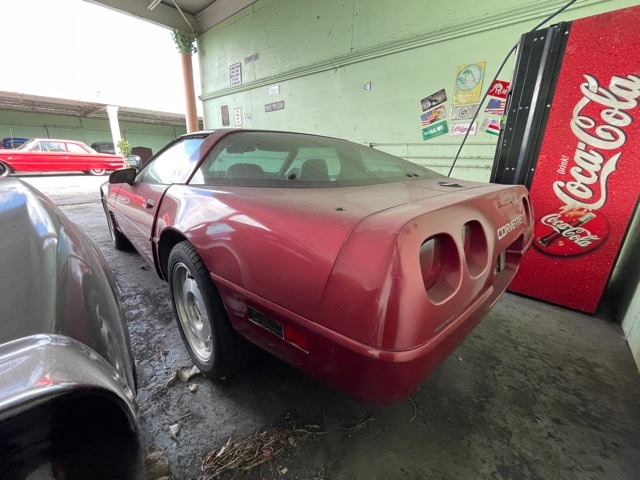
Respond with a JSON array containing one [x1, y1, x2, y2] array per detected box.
[[20, 174, 640, 480]]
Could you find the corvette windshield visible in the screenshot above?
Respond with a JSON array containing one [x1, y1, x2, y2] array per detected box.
[[191, 131, 444, 187]]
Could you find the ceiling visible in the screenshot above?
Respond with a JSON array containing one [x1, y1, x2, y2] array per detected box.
[[0, 91, 198, 127], [83, 0, 257, 33]]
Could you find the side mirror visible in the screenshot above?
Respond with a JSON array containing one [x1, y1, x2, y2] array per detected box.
[[109, 168, 137, 185]]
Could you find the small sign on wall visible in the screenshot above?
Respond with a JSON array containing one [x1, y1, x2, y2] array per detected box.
[[244, 53, 259, 63], [452, 62, 486, 105], [221, 105, 230, 126], [230, 62, 242, 87], [265, 101, 285, 113], [268, 85, 280, 96], [234, 108, 242, 127], [422, 121, 448, 141], [420, 89, 447, 112], [449, 122, 477, 136]]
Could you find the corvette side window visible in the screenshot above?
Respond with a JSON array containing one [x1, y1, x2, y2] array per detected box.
[[286, 148, 341, 179], [192, 135, 289, 186], [137, 137, 204, 185]]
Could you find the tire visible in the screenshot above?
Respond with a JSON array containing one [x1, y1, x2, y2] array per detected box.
[[104, 206, 133, 251], [168, 241, 251, 378], [0, 162, 11, 178], [88, 168, 107, 176]]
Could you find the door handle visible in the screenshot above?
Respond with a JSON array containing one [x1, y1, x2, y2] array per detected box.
[[145, 199, 155, 209]]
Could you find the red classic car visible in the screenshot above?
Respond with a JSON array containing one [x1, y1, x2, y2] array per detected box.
[[101, 129, 533, 404], [0, 138, 126, 176]]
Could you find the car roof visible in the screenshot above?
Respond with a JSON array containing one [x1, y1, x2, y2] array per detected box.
[[29, 138, 87, 143]]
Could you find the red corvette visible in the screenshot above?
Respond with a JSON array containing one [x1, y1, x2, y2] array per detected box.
[[0, 138, 125, 177], [101, 129, 533, 404]]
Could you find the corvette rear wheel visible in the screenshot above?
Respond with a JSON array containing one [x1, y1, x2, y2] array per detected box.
[[168, 241, 251, 378], [88, 168, 107, 176]]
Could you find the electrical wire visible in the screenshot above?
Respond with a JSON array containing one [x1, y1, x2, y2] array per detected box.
[[446, 0, 578, 177]]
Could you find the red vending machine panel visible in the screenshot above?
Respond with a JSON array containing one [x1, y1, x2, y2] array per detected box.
[[491, 6, 640, 313]]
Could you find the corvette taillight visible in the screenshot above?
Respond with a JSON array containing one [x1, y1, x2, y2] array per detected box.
[[461, 220, 488, 278], [420, 237, 441, 291], [522, 196, 532, 223], [420, 234, 461, 303]]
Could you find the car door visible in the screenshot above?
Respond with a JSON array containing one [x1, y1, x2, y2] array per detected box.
[[28, 141, 67, 171], [40, 140, 69, 172], [65, 141, 92, 170], [112, 136, 206, 263]]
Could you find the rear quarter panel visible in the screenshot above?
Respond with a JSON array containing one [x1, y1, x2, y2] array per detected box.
[[156, 185, 357, 321], [317, 184, 533, 350]]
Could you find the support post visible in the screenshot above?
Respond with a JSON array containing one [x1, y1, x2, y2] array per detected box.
[[106, 105, 123, 154], [172, 29, 199, 133]]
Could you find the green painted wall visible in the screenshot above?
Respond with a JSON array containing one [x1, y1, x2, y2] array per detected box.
[[197, 0, 640, 368], [198, 0, 637, 180], [0, 109, 186, 154]]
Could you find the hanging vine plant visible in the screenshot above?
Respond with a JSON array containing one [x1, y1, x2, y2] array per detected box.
[[172, 29, 197, 54]]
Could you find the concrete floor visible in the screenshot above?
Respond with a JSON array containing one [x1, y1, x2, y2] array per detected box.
[[20, 174, 640, 479]]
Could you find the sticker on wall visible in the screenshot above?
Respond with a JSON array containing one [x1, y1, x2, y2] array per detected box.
[[244, 53, 259, 64], [484, 98, 506, 115], [230, 62, 242, 87], [480, 118, 500, 136], [420, 89, 447, 112], [234, 108, 242, 127], [265, 101, 285, 113], [450, 104, 479, 120], [421, 105, 447, 127], [487, 79, 510, 99], [364, 81, 372, 90], [452, 62, 486, 105], [422, 120, 448, 141], [221, 105, 230, 127], [449, 122, 477, 136], [244, 113, 252, 122]]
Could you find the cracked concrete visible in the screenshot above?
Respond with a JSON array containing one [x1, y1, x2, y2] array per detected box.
[[19, 174, 640, 479]]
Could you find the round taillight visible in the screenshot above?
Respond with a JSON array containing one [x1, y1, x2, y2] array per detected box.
[[419, 234, 461, 303], [420, 237, 441, 291], [462, 220, 489, 278], [522, 196, 532, 223]]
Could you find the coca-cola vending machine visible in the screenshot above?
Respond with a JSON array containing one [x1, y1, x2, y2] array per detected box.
[[491, 5, 640, 314]]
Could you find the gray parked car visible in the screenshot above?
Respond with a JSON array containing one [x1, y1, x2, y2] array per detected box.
[[91, 142, 142, 169], [0, 178, 143, 478]]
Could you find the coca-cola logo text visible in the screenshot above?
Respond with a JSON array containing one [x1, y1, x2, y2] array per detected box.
[[533, 206, 609, 256], [540, 213, 600, 247], [553, 74, 640, 210]]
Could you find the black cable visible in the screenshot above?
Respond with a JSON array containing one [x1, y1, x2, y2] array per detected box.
[[446, 0, 578, 177]]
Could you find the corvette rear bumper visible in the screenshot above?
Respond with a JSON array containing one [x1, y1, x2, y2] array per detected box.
[[218, 250, 521, 404]]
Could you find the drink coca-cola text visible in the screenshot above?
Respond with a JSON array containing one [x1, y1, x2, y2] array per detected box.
[[553, 74, 640, 210]]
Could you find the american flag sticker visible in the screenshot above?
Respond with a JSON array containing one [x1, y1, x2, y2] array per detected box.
[[420, 105, 447, 126], [484, 98, 506, 115]]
